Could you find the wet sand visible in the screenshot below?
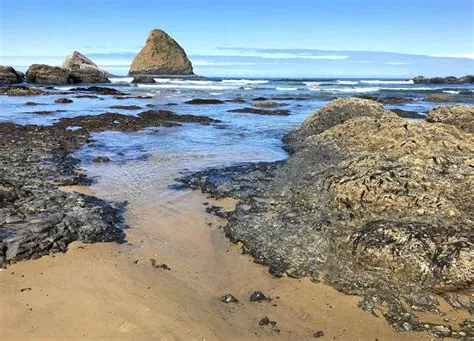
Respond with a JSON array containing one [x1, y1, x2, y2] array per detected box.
[[0, 183, 455, 340]]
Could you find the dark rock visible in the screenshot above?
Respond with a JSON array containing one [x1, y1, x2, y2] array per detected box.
[[75, 95, 99, 99], [69, 86, 125, 96], [92, 156, 110, 163], [25, 102, 40, 106], [249, 291, 267, 302], [0, 66, 24, 84], [313, 331, 325, 338], [358, 95, 411, 104], [184, 99, 225, 105], [220, 294, 239, 303], [252, 97, 268, 101], [413, 75, 474, 84], [62, 51, 110, 83], [26, 64, 72, 84], [225, 98, 246, 103], [24, 110, 66, 115], [55, 98, 73, 104], [228, 107, 290, 116], [426, 105, 474, 133], [390, 109, 425, 119], [131, 75, 156, 83], [109, 105, 142, 110], [149, 258, 171, 270], [129, 29, 194, 76]]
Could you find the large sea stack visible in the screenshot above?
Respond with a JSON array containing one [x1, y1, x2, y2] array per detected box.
[[0, 66, 24, 84], [129, 29, 194, 76]]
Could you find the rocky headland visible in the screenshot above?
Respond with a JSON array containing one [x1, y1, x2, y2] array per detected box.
[[0, 66, 24, 84], [413, 75, 474, 84], [178, 98, 474, 338], [129, 29, 195, 77]]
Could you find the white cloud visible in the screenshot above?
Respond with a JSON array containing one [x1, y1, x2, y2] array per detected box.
[[384, 62, 412, 65], [429, 53, 474, 59]]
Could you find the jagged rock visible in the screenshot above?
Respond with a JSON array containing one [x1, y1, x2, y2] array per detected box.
[[284, 97, 396, 152], [426, 105, 474, 133], [129, 29, 194, 76], [62, 51, 110, 83], [390, 108, 426, 119], [131, 75, 156, 83], [55, 98, 73, 104], [413, 75, 474, 84], [179, 97, 474, 338], [424, 94, 458, 102], [26, 64, 72, 84], [0, 66, 24, 84]]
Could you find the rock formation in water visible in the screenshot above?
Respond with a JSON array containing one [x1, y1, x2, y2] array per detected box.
[[129, 29, 194, 76], [62, 51, 110, 83], [0, 66, 24, 84], [26, 52, 109, 84], [26, 64, 72, 84], [413, 75, 474, 84], [180, 98, 474, 338]]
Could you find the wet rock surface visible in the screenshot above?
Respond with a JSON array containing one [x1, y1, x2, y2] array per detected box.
[[109, 105, 142, 110], [69, 86, 125, 96], [184, 99, 225, 105], [390, 108, 426, 119], [0, 123, 126, 267], [0, 107, 221, 267], [178, 98, 474, 338], [253, 101, 288, 108], [228, 107, 290, 116], [131, 75, 157, 83], [26, 64, 72, 84], [55, 97, 73, 104], [424, 94, 458, 102], [0, 85, 50, 96]]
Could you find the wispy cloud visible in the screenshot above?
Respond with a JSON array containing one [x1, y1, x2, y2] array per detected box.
[[384, 62, 413, 65]]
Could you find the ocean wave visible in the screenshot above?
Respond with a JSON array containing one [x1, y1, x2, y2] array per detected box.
[[443, 90, 460, 94], [276, 87, 298, 91], [309, 87, 380, 93], [109, 77, 133, 83], [135, 84, 235, 90], [336, 80, 359, 85], [360, 80, 414, 85], [221, 79, 269, 85], [153, 78, 216, 85]]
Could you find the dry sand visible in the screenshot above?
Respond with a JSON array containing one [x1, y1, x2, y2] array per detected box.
[[0, 183, 459, 340]]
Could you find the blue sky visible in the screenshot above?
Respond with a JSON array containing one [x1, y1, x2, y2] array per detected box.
[[1, 0, 473, 77]]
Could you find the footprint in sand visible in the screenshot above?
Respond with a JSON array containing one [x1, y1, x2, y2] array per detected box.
[[118, 321, 138, 333]]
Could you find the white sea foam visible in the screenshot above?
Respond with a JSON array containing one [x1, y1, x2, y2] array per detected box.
[[443, 90, 460, 94], [135, 84, 235, 90], [360, 80, 414, 85], [221, 79, 269, 85], [304, 81, 325, 87], [276, 87, 298, 91], [336, 80, 359, 85], [153, 78, 216, 85], [309, 87, 380, 93], [109, 77, 133, 83]]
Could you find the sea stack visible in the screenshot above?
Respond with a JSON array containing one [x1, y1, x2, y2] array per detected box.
[[129, 29, 194, 77]]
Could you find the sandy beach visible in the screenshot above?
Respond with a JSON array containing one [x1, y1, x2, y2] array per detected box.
[[2, 179, 466, 340]]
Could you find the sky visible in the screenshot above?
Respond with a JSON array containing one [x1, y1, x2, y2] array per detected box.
[[1, 0, 473, 77]]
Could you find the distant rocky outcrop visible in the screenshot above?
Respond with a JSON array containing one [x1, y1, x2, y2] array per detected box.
[[129, 29, 194, 76], [26, 52, 109, 85], [427, 105, 474, 133], [62, 51, 110, 83], [0, 66, 24, 84], [413, 75, 474, 84], [423, 94, 458, 102]]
